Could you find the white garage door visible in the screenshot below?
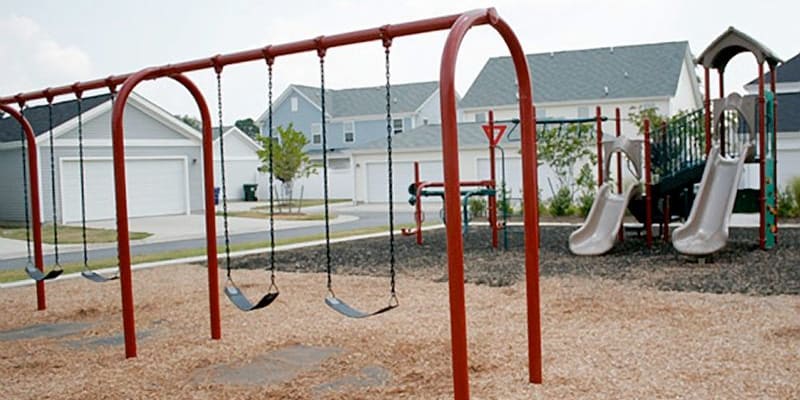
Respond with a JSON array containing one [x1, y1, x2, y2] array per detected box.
[[366, 160, 443, 203], [61, 157, 188, 222], [214, 159, 260, 200], [476, 157, 561, 200]]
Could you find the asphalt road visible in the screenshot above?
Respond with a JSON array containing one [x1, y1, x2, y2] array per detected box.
[[0, 210, 418, 271]]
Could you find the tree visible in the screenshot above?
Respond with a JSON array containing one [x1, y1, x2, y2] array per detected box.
[[256, 123, 316, 208], [235, 118, 260, 138], [536, 122, 597, 200], [176, 114, 201, 131]]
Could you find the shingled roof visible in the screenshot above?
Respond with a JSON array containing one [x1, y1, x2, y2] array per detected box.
[[460, 41, 691, 108], [776, 92, 800, 132], [292, 81, 438, 118], [748, 52, 800, 85], [0, 94, 111, 143], [356, 121, 517, 151]]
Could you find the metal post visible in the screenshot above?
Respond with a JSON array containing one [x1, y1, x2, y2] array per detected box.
[[1, 104, 46, 310], [596, 106, 603, 186], [414, 161, 423, 245], [770, 64, 778, 243], [758, 63, 766, 250], [704, 67, 711, 156], [644, 120, 653, 247], [487, 110, 498, 249], [719, 69, 726, 156], [615, 107, 623, 242]]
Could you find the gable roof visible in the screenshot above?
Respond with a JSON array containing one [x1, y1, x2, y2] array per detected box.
[[0, 93, 111, 142], [356, 122, 517, 151], [287, 81, 438, 118], [212, 126, 263, 151], [460, 41, 692, 109], [776, 92, 800, 132], [748, 52, 800, 85]]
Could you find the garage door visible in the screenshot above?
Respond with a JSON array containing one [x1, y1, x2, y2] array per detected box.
[[214, 159, 260, 200], [61, 157, 188, 222], [366, 160, 443, 203], [476, 157, 561, 200]]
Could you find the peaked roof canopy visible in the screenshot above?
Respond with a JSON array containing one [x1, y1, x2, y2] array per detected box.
[[460, 41, 691, 108], [696, 27, 782, 71]]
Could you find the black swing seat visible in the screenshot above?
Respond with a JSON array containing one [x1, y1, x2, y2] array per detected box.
[[81, 269, 118, 283], [224, 284, 279, 312], [325, 295, 397, 319], [25, 264, 62, 281]]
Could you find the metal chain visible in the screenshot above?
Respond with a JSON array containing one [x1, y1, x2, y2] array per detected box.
[[76, 97, 89, 268], [319, 55, 333, 292], [383, 44, 397, 299], [18, 106, 32, 264], [47, 102, 60, 266], [267, 62, 276, 286], [215, 71, 232, 279]]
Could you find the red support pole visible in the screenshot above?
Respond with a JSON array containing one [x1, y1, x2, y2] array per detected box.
[[440, 9, 540, 397], [719, 70, 726, 156], [615, 108, 623, 242], [644, 120, 653, 247], [758, 63, 766, 250], [663, 195, 670, 242], [596, 106, 603, 186], [111, 70, 221, 358], [704, 67, 712, 156], [487, 110, 498, 249], [1, 104, 46, 310], [770, 65, 778, 243]]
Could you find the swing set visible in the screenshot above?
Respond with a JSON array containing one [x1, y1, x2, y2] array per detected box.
[[1, 8, 543, 399]]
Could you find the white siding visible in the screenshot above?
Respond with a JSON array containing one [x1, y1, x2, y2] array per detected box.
[[669, 59, 703, 114]]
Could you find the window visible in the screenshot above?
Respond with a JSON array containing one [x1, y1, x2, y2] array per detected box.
[[329, 158, 350, 170], [392, 118, 404, 134], [311, 123, 322, 144], [343, 121, 355, 143], [291, 96, 298, 112]]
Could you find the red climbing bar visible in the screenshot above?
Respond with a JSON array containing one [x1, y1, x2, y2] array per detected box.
[[596, 106, 603, 186], [414, 161, 422, 245], [615, 108, 623, 242], [0, 104, 46, 310], [770, 64, 778, 243], [644, 119, 653, 247], [487, 110, 499, 249]]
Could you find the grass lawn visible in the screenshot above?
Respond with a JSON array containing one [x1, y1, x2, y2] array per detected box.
[[253, 198, 349, 210], [0, 222, 428, 284], [0, 224, 151, 244], [219, 211, 332, 221]]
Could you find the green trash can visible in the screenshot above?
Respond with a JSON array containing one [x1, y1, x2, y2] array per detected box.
[[243, 184, 258, 201]]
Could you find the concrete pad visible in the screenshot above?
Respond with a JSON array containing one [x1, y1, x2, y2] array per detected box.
[[0, 322, 92, 341], [194, 344, 343, 386], [314, 365, 392, 395], [65, 329, 153, 349]]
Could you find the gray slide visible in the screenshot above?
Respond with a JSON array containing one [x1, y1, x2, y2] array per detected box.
[[672, 145, 750, 255], [569, 183, 640, 256]]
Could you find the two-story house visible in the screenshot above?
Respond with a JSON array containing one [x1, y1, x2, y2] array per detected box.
[[350, 41, 704, 203], [256, 81, 441, 199]]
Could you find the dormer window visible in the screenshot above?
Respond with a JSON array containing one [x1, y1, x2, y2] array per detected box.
[[311, 122, 322, 144], [343, 121, 355, 143], [291, 96, 299, 112], [392, 118, 404, 134]]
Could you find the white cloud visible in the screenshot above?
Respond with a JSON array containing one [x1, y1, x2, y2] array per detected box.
[[0, 15, 92, 97]]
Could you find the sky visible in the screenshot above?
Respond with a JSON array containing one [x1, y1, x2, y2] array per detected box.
[[0, 0, 797, 124]]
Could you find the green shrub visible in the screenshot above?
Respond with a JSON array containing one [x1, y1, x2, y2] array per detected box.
[[468, 197, 487, 218], [790, 176, 800, 212], [548, 186, 573, 217], [496, 184, 514, 216], [577, 192, 595, 217], [777, 188, 797, 218]]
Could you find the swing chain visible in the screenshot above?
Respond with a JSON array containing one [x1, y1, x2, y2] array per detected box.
[[383, 39, 397, 299], [76, 95, 90, 268], [215, 70, 233, 280], [47, 101, 60, 266], [18, 104, 32, 265], [318, 52, 333, 293], [267, 59, 277, 289]]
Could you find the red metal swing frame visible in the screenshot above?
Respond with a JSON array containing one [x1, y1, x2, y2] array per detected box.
[[1, 8, 542, 398]]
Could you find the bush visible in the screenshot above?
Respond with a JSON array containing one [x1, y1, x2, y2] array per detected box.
[[777, 188, 797, 218], [468, 197, 487, 218], [496, 184, 514, 216], [790, 176, 800, 209], [577, 192, 595, 217], [548, 186, 573, 217]]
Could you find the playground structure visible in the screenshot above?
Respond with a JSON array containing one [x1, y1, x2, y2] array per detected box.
[[0, 8, 542, 399], [570, 28, 781, 256]]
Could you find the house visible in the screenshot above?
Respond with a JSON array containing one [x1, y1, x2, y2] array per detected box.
[[0, 92, 206, 224], [745, 52, 800, 190], [212, 126, 263, 201], [351, 41, 704, 203], [459, 41, 703, 134], [255, 81, 442, 200]]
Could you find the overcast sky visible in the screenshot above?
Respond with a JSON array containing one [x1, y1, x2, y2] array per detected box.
[[1, 0, 797, 124]]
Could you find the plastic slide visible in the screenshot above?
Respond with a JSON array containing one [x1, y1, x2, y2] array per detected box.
[[569, 182, 640, 256], [672, 145, 750, 255]]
